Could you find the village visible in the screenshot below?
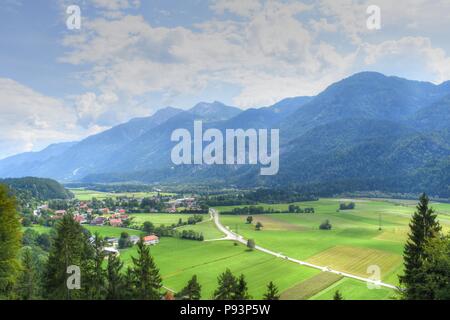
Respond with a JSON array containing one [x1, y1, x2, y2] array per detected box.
[[29, 192, 208, 257]]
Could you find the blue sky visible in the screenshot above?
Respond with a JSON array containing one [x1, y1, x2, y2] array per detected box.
[[1, 0, 450, 159]]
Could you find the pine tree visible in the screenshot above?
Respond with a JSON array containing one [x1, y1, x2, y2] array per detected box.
[[16, 247, 41, 300], [213, 269, 238, 300], [106, 254, 125, 300], [131, 239, 162, 300], [235, 274, 251, 300], [177, 275, 202, 300], [333, 290, 344, 300], [122, 267, 137, 300], [399, 193, 442, 300], [44, 214, 86, 300], [0, 184, 22, 298], [82, 233, 107, 299], [263, 281, 280, 300], [418, 234, 450, 299]]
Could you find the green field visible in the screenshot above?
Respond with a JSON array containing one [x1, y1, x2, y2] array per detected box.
[[24, 225, 53, 234], [176, 219, 225, 240], [84, 225, 144, 238], [120, 238, 320, 299], [216, 198, 450, 289], [128, 213, 209, 228], [310, 278, 399, 300], [25, 224, 144, 239], [70, 189, 175, 201]]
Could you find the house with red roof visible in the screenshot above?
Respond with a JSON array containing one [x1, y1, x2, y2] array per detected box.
[[143, 235, 159, 246], [55, 210, 67, 216], [74, 214, 86, 224], [109, 218, 123, 227]]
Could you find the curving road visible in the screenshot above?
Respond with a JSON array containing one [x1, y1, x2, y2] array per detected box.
[[210, 208, 399, 291]]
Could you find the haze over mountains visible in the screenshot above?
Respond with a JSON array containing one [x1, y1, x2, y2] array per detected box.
[[1, 72, 449, 197]]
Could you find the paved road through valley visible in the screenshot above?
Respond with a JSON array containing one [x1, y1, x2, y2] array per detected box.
[[210, 208, 399, 291]]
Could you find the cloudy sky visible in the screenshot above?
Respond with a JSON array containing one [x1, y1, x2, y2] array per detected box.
[[1, 0, 450, 159]]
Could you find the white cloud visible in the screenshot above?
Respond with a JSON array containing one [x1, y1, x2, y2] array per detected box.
[[58, 0, 450, 109], [0, 79, 81, 158], [0, 79, 122, 159], [60, 1, 359, 108], [90, 0, 140, 11], [363, 37, 450, 82], [210, 0, 263, 17], [73, 91, 119, 127]]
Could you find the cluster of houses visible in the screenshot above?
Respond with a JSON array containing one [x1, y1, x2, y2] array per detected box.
[[34, 203, 132, 228], [89, 210, 130, 227], [167, 197, 197, 213]]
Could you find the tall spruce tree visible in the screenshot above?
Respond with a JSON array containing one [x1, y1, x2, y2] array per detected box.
[[399, 193, 442, 300], [235, 274, 251, 300], [419, 234, 450, 299], [213, 269, 238, 300], [16, 247, 41, 300], [263, 281, 280, 300], [106, 254, 125, 300], [44, 214, 87, 299], [131, 239, 162, 300], [0, 184, 22, 298], [177, 275, 202, 300], [82, 233, 107, 299], [122, 267, 137, 300]]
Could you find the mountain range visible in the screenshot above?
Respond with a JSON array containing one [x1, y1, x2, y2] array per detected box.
[[1, 72, 449, 197]]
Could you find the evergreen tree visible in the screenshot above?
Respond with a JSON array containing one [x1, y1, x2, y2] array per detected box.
[[82, 233, 107, 299], [106, 254, 125, 300], [16, 247, 41, 300], [177, 275, 202, 300], [122, 267, 137, 300], [213, 269, 238, 300], [131, 239, 162, 300], [333, 290, 344, 300], [235, 274, 251, 300], [399, 194, 442, 300], [44, 214, 86, 300], [0, 184, 22, 298], [263, 281, 280, 300], [419, 234, 450, 299]]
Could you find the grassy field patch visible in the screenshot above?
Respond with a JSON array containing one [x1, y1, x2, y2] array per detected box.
[[280, 272, 343, 300], [310, 278, 398, 300], [306, 245, 402, 280]]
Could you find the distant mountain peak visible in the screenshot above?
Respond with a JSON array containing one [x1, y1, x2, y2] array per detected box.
[[191, 100, 227, 110], [189, 101, 242, 121]]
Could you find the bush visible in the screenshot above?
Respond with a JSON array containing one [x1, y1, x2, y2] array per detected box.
[[319, 220, 332, 230], [247, 239, 256, 250], [118, 232, 133, 249], [179, 230, 204, 241], [339, 202, 355, 210]]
